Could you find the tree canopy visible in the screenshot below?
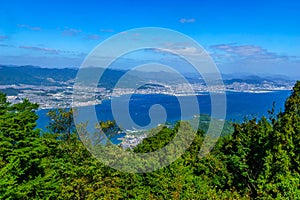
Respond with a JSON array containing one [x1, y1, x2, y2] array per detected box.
[[0, 81, 299, 199]]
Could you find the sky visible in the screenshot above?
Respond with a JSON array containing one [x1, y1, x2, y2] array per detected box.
[[0, 0, 299, 78]]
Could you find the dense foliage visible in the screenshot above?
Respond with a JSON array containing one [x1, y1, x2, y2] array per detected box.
[[0, 81, 299, 199]]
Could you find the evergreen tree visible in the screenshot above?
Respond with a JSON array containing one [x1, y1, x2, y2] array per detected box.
[[0, 81, 299, 199], [47, 108, 75, 141]]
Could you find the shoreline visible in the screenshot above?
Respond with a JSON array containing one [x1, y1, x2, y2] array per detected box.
[[36, 89, 291, 110]]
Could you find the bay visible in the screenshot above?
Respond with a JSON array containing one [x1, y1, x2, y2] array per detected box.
[[36, 90, 291, 143]]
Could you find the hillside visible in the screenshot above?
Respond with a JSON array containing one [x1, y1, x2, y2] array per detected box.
[[0, 65, 295, 89], [0, 65, 77, 85], [0, 81, 299, 199]]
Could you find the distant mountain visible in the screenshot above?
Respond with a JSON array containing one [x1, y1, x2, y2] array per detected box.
[[0, 65, 77, 85], [0, 65, 295, 88], [76, 67, 141, 88], [222, 75, 294, 86], [221, 73, 293, 81], [0, 65, 142, 89], [0, 65, 185, 88]]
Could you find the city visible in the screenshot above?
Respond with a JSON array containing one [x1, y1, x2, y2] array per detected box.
[[1, 78, 294, 109]]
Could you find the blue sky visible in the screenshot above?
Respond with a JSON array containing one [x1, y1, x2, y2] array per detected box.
[[0, 0, 299, 77]]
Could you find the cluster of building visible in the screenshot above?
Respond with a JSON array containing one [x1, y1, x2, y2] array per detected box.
[[1, 79, 294, 109], [119, 132, 148, 149]]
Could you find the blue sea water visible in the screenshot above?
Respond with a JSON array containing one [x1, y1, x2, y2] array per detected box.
[[36, 90, 291, 143]]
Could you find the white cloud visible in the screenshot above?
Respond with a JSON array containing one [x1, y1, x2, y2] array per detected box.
[[0, 35, 8, 41], [19, 46, 61, 54], [18, 24, 42, 31], [179, 18, 196, 23], [0, 55, 83, 68], [210, 43, 294, 62], [0, 44, 14, 47], [209, 43, 300, 76], [157, 42, 204, 57], [62, 28, 81, 36], [84, 34, 100, 40]]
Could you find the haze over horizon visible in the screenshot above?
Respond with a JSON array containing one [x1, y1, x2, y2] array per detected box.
[[0, 0, 299, 78]]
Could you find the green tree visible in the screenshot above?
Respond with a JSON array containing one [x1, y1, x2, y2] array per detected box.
[[217, 81, 300, 198], [98, 120, 120, 141], [257, 81, 300, 198], [0, 93, 51, 199], [47, 108, 75, 141]]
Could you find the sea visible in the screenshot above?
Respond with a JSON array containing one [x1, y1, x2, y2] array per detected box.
[[36, 90, 291, 143]]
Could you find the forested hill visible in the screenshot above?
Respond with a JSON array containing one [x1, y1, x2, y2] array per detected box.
[[0, 65, 295, 87], [0, 65, 77, 85], [0, 77, 299, 198]]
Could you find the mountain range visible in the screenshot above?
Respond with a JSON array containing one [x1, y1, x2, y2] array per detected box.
[[0, 65, 295, 88]]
